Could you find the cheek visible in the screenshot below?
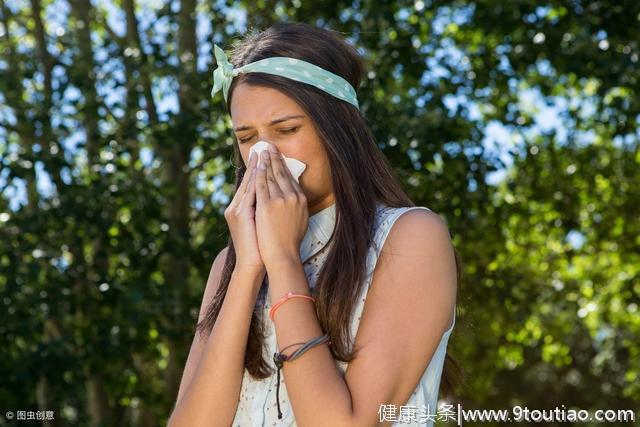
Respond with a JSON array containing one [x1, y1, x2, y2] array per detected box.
[[297, 150, 330, 188], [287, 149, 318, 180], [278, 140, 308, 165], [284, 131, 324, 163], [240, 147, 249, 163]]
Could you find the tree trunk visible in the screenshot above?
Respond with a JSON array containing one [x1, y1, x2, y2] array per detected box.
[[86, 373, 113, 427], [159, 0, 198, 403]]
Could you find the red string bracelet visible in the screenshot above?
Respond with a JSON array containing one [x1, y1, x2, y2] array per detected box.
[[269, 291, 315, 321]]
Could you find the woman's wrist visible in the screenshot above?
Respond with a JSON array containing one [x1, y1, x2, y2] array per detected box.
[[265, 257, 307, 297], [265, 253, 302, 275], [232, 265, 266, 293], [233, 262, 265, 277]]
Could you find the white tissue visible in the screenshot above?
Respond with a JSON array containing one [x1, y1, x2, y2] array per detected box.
[[248, 140, 307, 183]]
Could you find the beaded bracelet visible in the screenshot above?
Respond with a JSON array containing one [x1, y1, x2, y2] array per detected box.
[[272, 332, 331, 419], [269, 291, 315, 321]]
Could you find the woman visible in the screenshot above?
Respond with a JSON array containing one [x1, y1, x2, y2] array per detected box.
[[169, 22, 458, 427]]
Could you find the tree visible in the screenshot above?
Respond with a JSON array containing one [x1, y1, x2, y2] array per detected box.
[[1, 0, 638, 425]]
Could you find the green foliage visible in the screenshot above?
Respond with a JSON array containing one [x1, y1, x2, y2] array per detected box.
[[1, 0, 638, 425]]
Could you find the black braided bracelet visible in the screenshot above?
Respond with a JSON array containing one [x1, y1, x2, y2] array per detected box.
[[272, 333, 332, 419]]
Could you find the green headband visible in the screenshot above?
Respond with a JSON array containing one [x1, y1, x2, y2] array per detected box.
[[211, 44, 360, 110]]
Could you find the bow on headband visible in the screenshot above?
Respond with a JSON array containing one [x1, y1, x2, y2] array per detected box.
[[211, 44, 360, 110], [211, 45, 239, 103]]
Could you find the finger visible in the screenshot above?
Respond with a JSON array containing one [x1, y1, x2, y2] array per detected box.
[[237, 151, 258, 199], [264, 149, 283, 198], [255, 150, 269, 206], [240, 155, 256, 199], [269, 149, 304, 195], [278, 154, 304, 196], [268, 147, 295, 195], [240, 167, 257, 211], [246, 149, 259, 169], [241, 152, 258, 197]]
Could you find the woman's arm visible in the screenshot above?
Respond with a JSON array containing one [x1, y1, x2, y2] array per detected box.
[[168, 247, 265, 426], [172, 246, 229, 407], [267, 209, 457, 426]]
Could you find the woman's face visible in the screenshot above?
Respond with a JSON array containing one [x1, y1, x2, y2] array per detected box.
[[230, 83, 334, 210]]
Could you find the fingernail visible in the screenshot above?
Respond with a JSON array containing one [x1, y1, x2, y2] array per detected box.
[[268, 144, 278, 153]]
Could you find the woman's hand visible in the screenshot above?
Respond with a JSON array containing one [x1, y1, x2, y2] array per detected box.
[[254, 145, 308, 271], [224, 151, 265, 276]]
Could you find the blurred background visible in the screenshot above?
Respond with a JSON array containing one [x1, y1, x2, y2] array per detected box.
[[1, 0, 638, 425]]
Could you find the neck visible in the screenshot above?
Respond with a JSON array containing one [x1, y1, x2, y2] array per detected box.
[[307, 193, 336, 216]]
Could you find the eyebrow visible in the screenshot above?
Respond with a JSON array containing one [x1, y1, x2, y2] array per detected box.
[[233, 114, 306, 132]]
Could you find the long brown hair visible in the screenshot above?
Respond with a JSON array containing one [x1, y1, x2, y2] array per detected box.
[[197, 21, 462, 398]]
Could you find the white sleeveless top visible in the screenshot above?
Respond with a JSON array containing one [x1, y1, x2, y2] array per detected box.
[[232, 202, 456, 426]]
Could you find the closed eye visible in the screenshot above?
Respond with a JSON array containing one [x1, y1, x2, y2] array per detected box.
[[237, 126, 300, 144], [279, 126, 300, 135]]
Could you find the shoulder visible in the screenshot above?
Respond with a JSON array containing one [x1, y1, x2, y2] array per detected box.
[[369, 204, 457, 314], [380, 206, 454, 260], [371, 205, 457, 327]]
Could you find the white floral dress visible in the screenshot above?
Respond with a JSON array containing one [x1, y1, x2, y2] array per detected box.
[[232, 202, 456, 426]]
